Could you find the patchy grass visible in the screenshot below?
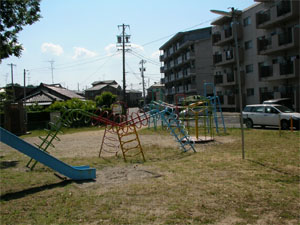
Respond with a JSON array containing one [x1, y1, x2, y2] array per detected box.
[[1, 128, 299, 224], [22, 126, 103, 138]]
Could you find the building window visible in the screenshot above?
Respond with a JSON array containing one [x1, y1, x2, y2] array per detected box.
[[243, 16, 251, 26], [245, 40, 253, 50], [247, 88, 254, 96], [245, 64, 254, 73]]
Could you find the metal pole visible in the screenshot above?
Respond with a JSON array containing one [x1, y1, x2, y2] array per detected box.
[[140, 60, 146, 106], [122, 24, 126, 105], [23, 69, 27, 129], [232, 8, 245, 159]]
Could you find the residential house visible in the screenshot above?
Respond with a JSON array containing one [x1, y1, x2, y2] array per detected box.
[[147, 82, 165, 103], [85, 80, 122, 100], [22, 83, 84, 107], [126, 89, 142, 107]]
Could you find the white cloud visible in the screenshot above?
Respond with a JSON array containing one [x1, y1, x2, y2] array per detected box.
[[131, 43, 144, 52], [104, 44, 117, 56], [41, 42, 63, 56], [151, 50, 160, 60], [72, 47, 97, 59], [104, 43, 144, 56]]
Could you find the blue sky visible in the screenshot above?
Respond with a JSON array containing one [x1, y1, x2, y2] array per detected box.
[[1, 0, 255, 91]]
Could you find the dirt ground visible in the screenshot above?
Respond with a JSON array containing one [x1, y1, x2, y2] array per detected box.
[[0, 129, 236, 188]]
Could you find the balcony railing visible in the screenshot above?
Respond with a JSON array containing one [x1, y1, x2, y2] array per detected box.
[[227, 73, 235, 82], [259, 65, 273, 78], [159, 54, 164, 61], [225, 50, 234, 60], [278, 29, 292, 46], [277, 0, 291, 17], [257, 37, 272, 51], [224, 28, 232, 38], [256, 10, 271, 25], [214, 54, 222, 64], [256, 0, 298, 29], [228, 95, 235, 105], [160, 66, 164, 73], [215, 75, 223, 84], [212, 33, 221, 44], [280, 62, 294, 75]]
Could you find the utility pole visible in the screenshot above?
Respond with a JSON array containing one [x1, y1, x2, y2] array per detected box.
[[48, 60, 55, 84], [24, 69, 28, 129], [117, 24, 130, 105], [7, 63, 16, 101], [139, 60, 146, 106]]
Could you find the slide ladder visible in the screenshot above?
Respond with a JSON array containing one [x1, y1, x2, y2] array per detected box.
[[160, 109, 196, 153], [26, 121, 62, 170], [116, 125, 145, 162]]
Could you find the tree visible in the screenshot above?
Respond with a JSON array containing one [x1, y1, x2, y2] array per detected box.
[[0, 0, 41, 62], [95, 92, 117, 108]]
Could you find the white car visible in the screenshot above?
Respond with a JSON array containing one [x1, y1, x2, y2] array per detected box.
[[242, 104, 300, 130]]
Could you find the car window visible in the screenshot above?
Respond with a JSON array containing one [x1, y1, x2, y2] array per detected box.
[[265, 106, 278, 114], [243, 106, 252, 112], [253, 106, 264, 113], [274, 105, 294, 113]]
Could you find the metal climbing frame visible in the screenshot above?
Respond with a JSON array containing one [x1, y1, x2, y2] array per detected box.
[[204, 83, 226, 133], [116, 124, 145, 162], [158, 107, 196, 153], [99, 125, 120, 157]]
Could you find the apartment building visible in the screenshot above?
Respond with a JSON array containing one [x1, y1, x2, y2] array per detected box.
[[159, 27, 213, 104], [211, 0, 299, 112]]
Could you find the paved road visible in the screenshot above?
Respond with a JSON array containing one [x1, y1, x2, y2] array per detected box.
[[128, 107, 242, 129]]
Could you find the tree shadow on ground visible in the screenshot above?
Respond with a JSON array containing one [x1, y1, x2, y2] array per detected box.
[[247, 159, 300, 183], [0, 160, 19, 169]]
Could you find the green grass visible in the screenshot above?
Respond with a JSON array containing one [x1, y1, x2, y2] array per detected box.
[[1, 128, 299, 224]]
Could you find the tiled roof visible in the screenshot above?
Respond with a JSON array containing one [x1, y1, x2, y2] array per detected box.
[[25, 91, 63, 103], [43, 83, 84, 99], [85, 83, 120, 91], [91, 80, 117, 86]]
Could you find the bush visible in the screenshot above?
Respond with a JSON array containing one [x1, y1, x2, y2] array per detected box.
[[95, 92, 117, 108]]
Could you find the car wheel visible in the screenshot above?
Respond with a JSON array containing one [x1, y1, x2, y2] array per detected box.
[[245, 119, 253, 128], [281, 120, 289, 130]]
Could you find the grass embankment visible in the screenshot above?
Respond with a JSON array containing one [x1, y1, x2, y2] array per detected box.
[[1, 127, 299, 224]]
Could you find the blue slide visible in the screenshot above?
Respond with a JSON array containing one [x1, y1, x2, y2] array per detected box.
[[0, 127, 96, 180]]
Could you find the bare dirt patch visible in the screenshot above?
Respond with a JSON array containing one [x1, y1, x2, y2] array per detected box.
[[0, 129, 236, 159]]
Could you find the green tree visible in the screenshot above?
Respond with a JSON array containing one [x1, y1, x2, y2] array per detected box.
[[0, 0, 41, 62], [95, 91, 117, 108]]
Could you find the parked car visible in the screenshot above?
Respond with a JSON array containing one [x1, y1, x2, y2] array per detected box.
[[242, 104, 300, 129], [179, 107, 205, 117]]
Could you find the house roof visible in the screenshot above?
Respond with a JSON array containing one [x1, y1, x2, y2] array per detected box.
[[148, 83, 165, 90], [24, 91, 63, 105], [91, 80, 117, 86], [42, 83, 84, 99], [85, 83, 121, 92], [23, 83, 84, 104]]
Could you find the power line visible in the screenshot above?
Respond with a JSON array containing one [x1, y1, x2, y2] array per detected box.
[[80, 51, 120, 87], [129, 51, 160, 66], [138, 18, 215, 47], [48, 60, 55, 83], [130, 49, 160, 65]]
